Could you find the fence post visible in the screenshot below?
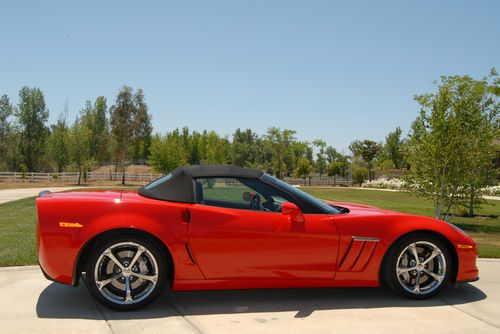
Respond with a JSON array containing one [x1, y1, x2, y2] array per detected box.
[[14, 172, 16, 182], [30, 172, 34, 182]]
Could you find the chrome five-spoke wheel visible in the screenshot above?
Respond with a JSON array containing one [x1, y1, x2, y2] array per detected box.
[[86, 236, 166, 310], [385, 234, 451, 299], [396, 241, 446, 295]]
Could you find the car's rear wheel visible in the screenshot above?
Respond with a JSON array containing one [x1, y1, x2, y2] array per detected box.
[[85, 235, 166, 310], [384, 233, 451, 299]]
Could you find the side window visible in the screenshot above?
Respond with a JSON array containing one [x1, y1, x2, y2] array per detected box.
[[194, 177, 297, 212]]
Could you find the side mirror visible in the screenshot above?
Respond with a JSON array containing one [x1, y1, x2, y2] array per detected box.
[[281, 202, 305, 223]]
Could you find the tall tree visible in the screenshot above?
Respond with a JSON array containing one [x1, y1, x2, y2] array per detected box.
[[132, 89, 152, 161], [16, 86, 49, 171], [69, 116, 91, 185], [48, 103, 70, 172], [313, 139, 327, 175], [231, 128, 261, 167], [384, 127, 405, 169], [406, 71, 499, 220], [265, 127, 296, 178], [349, 139, 381, 181], [0, 95, 13, 170]]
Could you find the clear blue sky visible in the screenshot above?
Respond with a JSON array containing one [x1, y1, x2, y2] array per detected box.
[[1, 1, 498, 151]]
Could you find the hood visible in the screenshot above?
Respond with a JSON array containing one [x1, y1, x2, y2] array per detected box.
[[325, 200, 405, 216]]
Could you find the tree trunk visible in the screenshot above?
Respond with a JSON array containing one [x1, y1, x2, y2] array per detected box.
[[121, 159, 126, 185], [468, 184, 475, 217], [77, 164, 81, 185]]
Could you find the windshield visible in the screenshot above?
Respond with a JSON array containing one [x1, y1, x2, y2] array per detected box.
[[262, 174, 339, 214]]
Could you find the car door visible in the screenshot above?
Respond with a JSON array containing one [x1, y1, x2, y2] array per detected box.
[[187, 177, 339, 280]]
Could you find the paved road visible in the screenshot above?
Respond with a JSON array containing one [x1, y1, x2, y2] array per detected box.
[[0, 259, 499, 334], [0, 187, 81, 204]]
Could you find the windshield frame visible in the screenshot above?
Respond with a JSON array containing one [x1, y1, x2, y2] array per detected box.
[[261, 174, 340, 214]]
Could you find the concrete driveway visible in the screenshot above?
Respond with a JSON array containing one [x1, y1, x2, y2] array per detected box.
[[0, 259, 499, 334], [0, 187, 81, 204]]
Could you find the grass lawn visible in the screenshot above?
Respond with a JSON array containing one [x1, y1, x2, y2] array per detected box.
[[0, 187, 499, 266], [304, 187, 500, 258]]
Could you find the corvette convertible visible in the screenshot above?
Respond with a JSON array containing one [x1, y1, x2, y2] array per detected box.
[[36, 164, 478, 310]]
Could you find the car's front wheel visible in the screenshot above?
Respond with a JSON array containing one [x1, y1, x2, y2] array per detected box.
[[385, 233, 451, 299], [85, 235, 167, 310]]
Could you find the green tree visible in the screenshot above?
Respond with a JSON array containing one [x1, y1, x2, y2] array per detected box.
[[231, 128, 262, 167], [69, 116, 91, 185], [384, 127, 405, 169], [48, 103, 70, 172], [265, 127, 296, 178], [132, 89, 152, 161], [149, 131, 187, 173], [294, 157, 313, 185], [349, 139, 381, 181], [350, 164, 369, 185], [203, 131, 230, 164], [16, 86, 49, 171], [406, 71, 499, 220], [313, 139, 327, 175], [327, 158, 349, 185], [0, 95, 13, 170]]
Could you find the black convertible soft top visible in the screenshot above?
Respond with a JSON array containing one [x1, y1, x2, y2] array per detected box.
[[138, 164, 264, 203]]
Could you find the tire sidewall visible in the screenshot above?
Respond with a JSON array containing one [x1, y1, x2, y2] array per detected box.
[[384, 233, 451, 299], [85, 235, 167, 311]]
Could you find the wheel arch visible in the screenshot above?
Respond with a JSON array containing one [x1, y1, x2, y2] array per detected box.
[[73, 228, 174, 287], [379, 229, 458, 285]]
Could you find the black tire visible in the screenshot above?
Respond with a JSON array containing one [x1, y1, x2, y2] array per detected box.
[[383, 233, 451, 299], [85, 235, 167, 311]]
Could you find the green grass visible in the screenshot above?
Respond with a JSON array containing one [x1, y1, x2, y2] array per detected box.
[[0, 187, 499, 266], [0, 197, 37, 266], [303, 187, 500, 258]]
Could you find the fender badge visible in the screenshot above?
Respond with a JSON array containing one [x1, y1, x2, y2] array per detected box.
[[59, 222, 83, 228]]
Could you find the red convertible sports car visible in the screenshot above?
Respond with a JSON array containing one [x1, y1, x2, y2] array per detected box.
[[37, 164, 478, 310]]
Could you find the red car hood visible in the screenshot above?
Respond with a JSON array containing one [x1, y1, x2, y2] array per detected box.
[[325, 200, 403, 216]]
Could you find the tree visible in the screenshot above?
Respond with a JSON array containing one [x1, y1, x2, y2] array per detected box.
[[349, 139, 381, 181], [132, 89, 152, 161], [110, 86, 152, 184], [265, 127, 296, 178], [294, 157, 313, 185], [69, 116, 91, 185], [313, 139, 327, 175], [16, 87, 49, 171], [406, 71, 499, 220], [0, 95, 13, 170], [80, 96, 110, 164], [384, 127, 405, 169], [48, 103, 70, 172], [149, 131, 187, 173], [327, 158, 348, 185], [231, 128, 262, 167], [203, 131, 230, 164]]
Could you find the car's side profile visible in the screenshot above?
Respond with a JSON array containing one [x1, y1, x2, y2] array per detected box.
[[36, 164, 478, 310]]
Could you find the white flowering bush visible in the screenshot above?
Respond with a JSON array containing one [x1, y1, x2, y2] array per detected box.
[[361, 178, 406, 190], [362, 178, 500, 197], [481, 185, 500, 196]]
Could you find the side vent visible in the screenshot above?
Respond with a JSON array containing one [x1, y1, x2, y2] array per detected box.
[[185, 243, 196, 264], [338, 236, 378, 272]]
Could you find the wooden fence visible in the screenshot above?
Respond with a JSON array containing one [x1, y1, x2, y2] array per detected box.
[[0, 171, 353, 186], [0, 171, 162, 184]]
